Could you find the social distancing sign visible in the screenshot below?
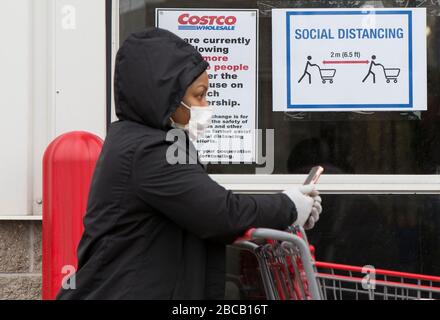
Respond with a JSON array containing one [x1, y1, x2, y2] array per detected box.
[[272, 8, 427, 111]]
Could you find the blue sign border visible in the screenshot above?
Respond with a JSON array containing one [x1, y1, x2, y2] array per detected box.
[[286, 10, 413, 109]]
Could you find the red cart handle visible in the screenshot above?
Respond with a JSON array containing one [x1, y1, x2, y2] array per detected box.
[[234, 228, 257, 243]]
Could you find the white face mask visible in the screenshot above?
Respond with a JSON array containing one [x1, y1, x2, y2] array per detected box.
[[171, 102, 213, 141]]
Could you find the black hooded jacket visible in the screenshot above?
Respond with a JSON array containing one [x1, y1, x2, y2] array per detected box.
[[57, 28, 298, 300]]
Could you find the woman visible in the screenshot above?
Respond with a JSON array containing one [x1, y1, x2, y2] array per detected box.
[[57, 27, 322, 300]]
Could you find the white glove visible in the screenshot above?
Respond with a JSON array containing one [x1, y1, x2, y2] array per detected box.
[[301, 185, 322, 230], [283, 185, 322, 230]]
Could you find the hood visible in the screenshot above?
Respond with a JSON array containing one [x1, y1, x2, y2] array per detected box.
[[114, 27, 209, 130]]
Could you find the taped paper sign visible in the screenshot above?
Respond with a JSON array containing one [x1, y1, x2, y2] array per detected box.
[[157, 9, 258, 163]]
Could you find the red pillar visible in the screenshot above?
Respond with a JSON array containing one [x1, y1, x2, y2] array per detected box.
[[42, 131, 103, 300]]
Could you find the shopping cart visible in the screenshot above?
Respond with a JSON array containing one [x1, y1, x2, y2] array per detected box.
[[319, 68, 336, 84], [383, 68, 400, 83], [234, 227, 440, 300]]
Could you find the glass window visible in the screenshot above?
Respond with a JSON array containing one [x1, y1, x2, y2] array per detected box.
[[119, 0, 440, 175]]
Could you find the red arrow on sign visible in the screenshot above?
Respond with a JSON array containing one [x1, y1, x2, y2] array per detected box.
[[323, 60, 369, 64]]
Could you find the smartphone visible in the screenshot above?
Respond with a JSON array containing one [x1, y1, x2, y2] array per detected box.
[[304, 166, 324, 185]]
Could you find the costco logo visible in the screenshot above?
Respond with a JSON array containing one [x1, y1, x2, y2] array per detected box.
[[178, 13, 236, 31]]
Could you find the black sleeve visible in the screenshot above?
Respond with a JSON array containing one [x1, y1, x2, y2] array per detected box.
[[133, 144, 297, 243]]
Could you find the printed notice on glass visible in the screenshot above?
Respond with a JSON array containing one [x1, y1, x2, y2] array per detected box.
[[157, 9, 258, 163]]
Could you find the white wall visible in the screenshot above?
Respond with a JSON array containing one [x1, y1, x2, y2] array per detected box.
[[54, 0, 106, 137], [0, 0, 33, 215], [0, 0, 107, 216]]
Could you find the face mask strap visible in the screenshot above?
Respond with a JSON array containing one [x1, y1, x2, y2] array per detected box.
[[181, 101, 191, 111], [169, 101, 190, 125]]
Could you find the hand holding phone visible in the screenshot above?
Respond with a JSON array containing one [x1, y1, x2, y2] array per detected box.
[[300, 166, 323, 229], [304, 166, 324, 185]]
